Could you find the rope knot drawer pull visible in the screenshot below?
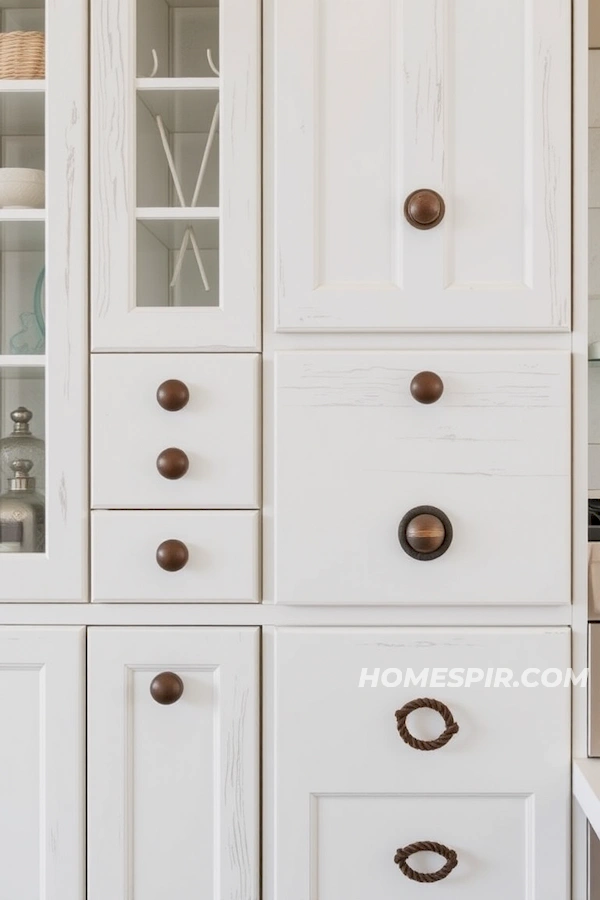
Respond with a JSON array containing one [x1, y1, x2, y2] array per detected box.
[[395, 698, 459, 751], [394, 841, 458, 883]]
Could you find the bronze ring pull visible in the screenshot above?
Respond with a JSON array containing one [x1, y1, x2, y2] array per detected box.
[[395, 698, 459, 751], [394, 841, 458, 883]]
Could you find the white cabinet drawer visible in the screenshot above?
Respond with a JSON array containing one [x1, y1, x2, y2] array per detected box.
[[273, 351, 570, 605], [92, 354, 260, 509], [88, 627, 259, 900], [267, 627, 570, 900], [91, 511, 260, 602]]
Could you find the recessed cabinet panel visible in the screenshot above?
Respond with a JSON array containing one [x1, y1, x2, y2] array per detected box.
[[267, 627, 570, 899], [88, 627, 260, 900], [92, 0, 260, 350], [273, 351, 570, 605], [272, 0, 570, 331], [0, 627, 84, 900], [92, 353, 260, 509], [92, 510, 260, 602]]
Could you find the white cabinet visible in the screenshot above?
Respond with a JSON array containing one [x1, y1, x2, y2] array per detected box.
[[270, 0, 571, 332], [88, 627, 260, 900], [91, 0, 260, 350], [92, 353, 260, 509], [273, 350, 570, 605], [0, 0, 87, 600], [0, 627, 85, 900], [92, 510, 260, 602], [266, 627, 570, 899]]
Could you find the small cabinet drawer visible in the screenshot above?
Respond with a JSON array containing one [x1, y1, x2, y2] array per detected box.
[[267, 627, 570, 899], [273, 350, 570, 605], [92, 354, 260, 509], [88, 627, 259, 900], [91, 511, 260, 602]]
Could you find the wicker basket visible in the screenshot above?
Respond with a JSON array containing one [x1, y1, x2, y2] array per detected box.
[[0, 32, 45, 79]]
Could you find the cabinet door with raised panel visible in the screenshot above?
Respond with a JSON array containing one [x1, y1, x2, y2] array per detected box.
[[88, 627, 259, 900], [0, 627, 85, 900], [266, 627, 570, 900], [91, 0, 260, 350], [270, 0, 570, 332]]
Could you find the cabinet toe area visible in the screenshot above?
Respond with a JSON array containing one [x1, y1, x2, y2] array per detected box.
[[266, 627, 571, 899]]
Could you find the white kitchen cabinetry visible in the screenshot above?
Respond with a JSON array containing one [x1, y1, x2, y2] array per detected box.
[[273, 350, 570, 605], [271, 0, 570, 332], [91, 0, 260, 351], [88, 627, 260, 900], [0, 0, 87, 600], [267, 627, 570, 899], [0, 627, 85, 900]]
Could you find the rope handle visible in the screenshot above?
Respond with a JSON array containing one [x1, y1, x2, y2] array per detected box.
[[394, 841, 458, 883], [395, 698, 459, 751]]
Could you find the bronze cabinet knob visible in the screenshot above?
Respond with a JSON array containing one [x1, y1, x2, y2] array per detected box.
[[156, 539, 189, 572], [156, 447, 189, 480], [398, 506, 453, 561], [156, 379, 190, 412], [150, 671, 184, 705], [410, 371, 444, 405], [404, 189, 445, 230]]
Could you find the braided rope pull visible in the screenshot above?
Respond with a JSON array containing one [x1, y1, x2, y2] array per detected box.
[[394, 841, 458, 883], [395, 697, 459, 751]]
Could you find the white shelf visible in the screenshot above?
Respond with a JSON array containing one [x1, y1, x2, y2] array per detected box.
[[137, 77, 219, 92], [574, 759, 600, 836], [136, 207, 218, 221], [0, 79, 45, 93], [0, 209, 44, 221], [0, 355, 46, 369]]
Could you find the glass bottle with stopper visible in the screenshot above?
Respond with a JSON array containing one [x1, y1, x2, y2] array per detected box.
[[0, 407, 45, 493], [0, 459, 45, 552]]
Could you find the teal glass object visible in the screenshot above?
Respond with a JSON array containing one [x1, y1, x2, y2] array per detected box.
[[9, 266, 45, 355]]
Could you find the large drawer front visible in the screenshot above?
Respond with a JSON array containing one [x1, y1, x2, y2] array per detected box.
[[273, 350, 570, 605], [88, 627, 260, 900], [91, 511, 260, 602], [267, 627, 570, 899], [92, 354, 260, 509]]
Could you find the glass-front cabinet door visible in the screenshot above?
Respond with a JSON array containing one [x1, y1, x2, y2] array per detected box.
[[91, 0, 260, 351], [0, 0, 86, 599]]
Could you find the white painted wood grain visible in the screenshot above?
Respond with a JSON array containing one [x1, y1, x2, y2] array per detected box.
[[91, 0, 260, 350], [91, 353, 260, 509], [88, 627, 259, 900], [272, 0, 571, 332], [0, 0, 88, 600], [0, 627, 85, 900], [266, 627, 570, 900], [92, 510, 260, 602], [273, 351, 570, 605]]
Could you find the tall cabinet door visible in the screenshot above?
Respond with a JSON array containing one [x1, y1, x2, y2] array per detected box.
[[88, 627, 260, 900], [270, 0, 571, 332], [0, 627, 85, 900], [0, 0, 87, 600], [91, 0, 260, 351]]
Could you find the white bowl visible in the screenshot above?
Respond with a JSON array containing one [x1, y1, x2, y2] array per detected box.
[[0, 168, 45, 209]]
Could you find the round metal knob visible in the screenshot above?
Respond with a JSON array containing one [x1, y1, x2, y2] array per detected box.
[[410, 371, 444, 405], [156, 447, 189, 480], [156, 539, 189, 572], [150, 671, 184, 705], [398, 506, 453, 561], [404, 189, 445, 230], [156, 379, 190, 412]]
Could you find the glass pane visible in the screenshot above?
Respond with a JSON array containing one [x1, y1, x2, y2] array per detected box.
[[0, 221, 45, 355], [137, 0, 218, 79], [0, 365, 45, 553], [137, 90, 219, 208], [137, 218, 218, 307]]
